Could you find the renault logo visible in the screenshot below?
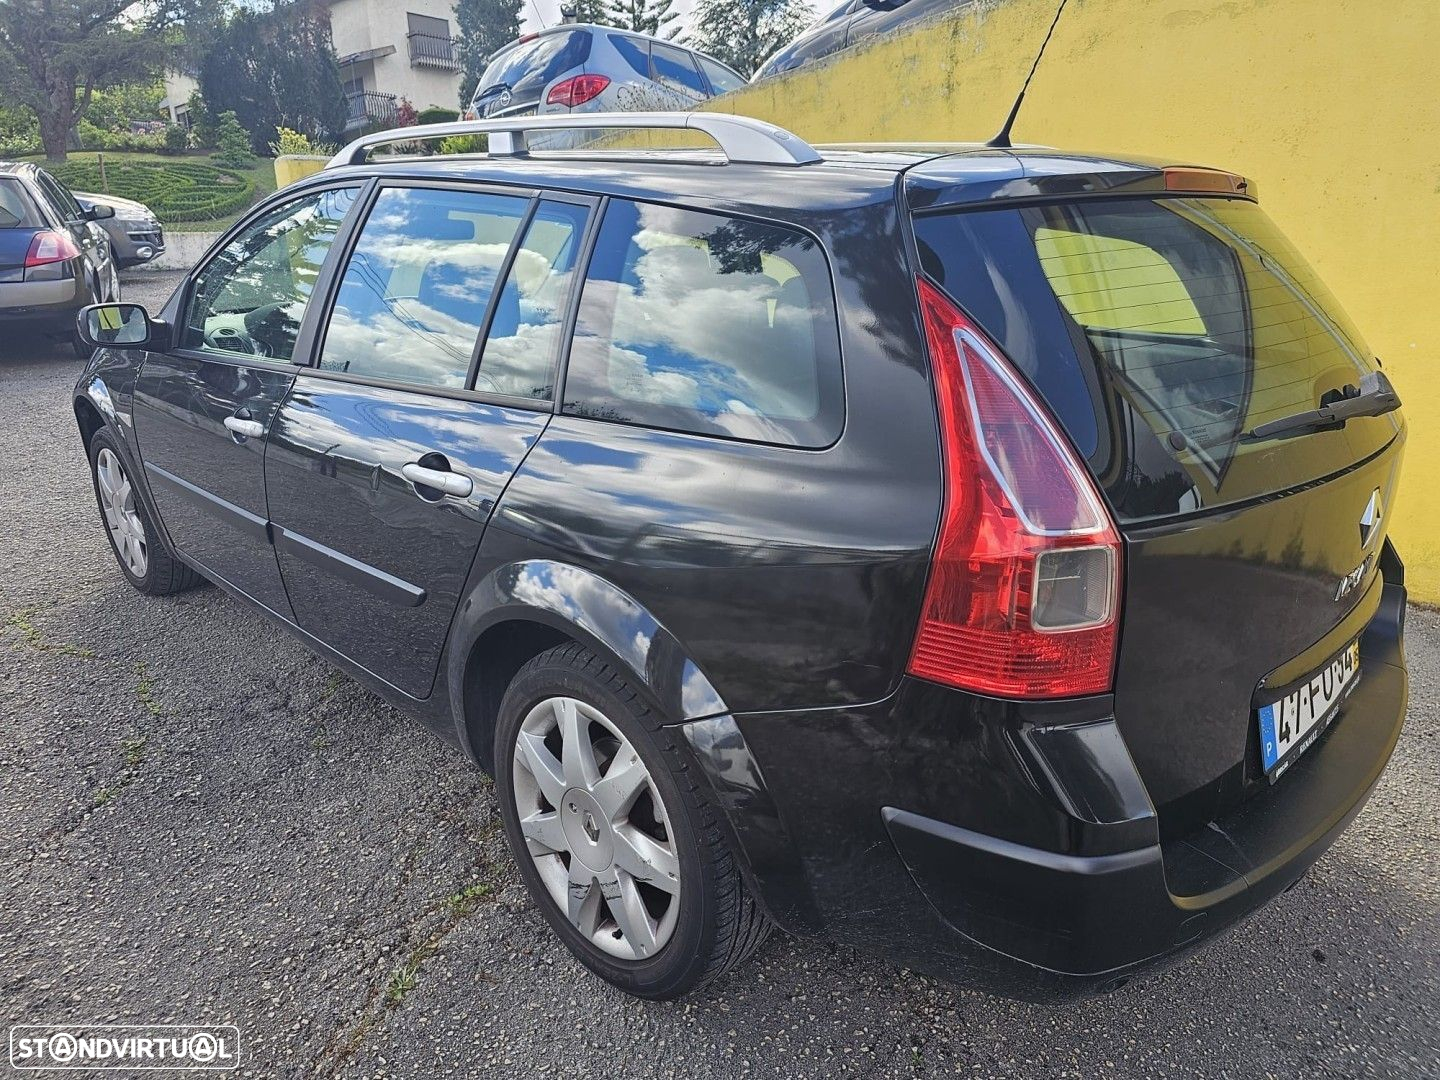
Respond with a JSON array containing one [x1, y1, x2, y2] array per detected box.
[[1359, 488, 1383, 550]]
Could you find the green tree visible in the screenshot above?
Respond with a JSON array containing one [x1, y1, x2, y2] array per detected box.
[[456, 0, 524, 106], [562, 0, 613, 25], [609, 0, 677, 38], [0, 0, 200, 161], [211, 110, 253, 167], [199, 3, 347, 153], [186, 90, 216, 149], [687, 0, 811, 76]]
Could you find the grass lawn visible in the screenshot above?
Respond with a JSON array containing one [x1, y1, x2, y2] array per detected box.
[[31, 150, 277, 233]]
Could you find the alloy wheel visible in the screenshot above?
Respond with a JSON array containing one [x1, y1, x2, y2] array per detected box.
[[95, 447, 147, 578], [511, 696, 681, 960]]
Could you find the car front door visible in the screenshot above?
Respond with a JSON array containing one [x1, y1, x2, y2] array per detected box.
[[131, 185, 361, 613], [263, 184, 594, 698]]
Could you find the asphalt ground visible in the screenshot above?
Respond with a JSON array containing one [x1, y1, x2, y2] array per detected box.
[[1, 269, 1436, 1078]]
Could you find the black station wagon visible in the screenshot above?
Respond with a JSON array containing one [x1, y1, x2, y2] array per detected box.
[[73, 113, 1408, 1000]]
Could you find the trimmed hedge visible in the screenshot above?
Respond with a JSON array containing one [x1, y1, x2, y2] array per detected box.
[[50, 159, 256, 223]]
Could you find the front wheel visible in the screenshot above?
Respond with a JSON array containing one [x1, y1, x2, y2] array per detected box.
[[88, 429, 203, 595], [495, 643, 770, 999]]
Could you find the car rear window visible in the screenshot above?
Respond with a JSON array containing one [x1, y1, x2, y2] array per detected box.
[[0, 179, 39, 228], [478, 31, 592, 97], [564, 200, 843, 447], [914, 196, 1398, 523]]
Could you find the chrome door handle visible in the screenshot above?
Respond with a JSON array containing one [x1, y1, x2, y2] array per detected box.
[[224, 416, 265, 439], [402, 462, 473, 498]]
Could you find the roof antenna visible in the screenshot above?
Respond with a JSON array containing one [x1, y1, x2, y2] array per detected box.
[[986, 0, 1071, 149]]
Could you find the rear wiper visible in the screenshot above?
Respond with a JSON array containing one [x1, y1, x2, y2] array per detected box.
[[1171, 370, 1400, 453], [1243, 370, 1400, 443]]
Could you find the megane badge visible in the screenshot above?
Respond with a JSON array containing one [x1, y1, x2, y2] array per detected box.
[[1359, 488, 1383, 550]]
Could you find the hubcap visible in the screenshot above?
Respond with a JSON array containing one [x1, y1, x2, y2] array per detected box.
[[511, 696, 681, 960], [95, 448, 147, 578]]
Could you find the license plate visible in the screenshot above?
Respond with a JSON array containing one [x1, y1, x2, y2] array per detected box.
[[1257, 639, 1361, 780]]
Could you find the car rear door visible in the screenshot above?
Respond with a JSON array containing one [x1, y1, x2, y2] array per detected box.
[[911, 185, 1405, 836], [263, 182, 595, 698], [131, 185, 361, 613]]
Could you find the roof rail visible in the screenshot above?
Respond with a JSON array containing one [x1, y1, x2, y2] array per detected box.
[[325, 112, 822, 169]]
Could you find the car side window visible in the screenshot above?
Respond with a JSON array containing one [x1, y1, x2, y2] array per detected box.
[[698, 57, 746, 95], [565, 199, 844, 447], [34, 170, 82, 220], [182, 187, 358, 363], [650, 43, 707, 95], [474, 200, 589, 400], [317, 186, 529, 389], [609, 35, 651, 79]]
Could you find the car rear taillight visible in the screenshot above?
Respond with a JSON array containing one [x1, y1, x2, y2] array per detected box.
[[25, 229, 80, 267], [908, 277, 1122, 699], [546, 74, 610, 108]]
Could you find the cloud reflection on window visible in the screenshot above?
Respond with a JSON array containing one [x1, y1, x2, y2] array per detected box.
[[564, 200, 844, 448], [318, 187, 527, 389]]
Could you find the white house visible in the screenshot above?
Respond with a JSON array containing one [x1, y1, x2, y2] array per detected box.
[[160, 0, 465, 132]]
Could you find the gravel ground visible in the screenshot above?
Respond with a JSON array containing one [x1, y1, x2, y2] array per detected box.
[[1, 270, 1437, 1078]]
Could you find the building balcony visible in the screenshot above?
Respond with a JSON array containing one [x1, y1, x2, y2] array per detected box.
[[408, 32, 460, 71], [345, 90, 399, 131]]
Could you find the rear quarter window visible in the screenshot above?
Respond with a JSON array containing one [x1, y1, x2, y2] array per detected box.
[[564, 200, 843, 447]]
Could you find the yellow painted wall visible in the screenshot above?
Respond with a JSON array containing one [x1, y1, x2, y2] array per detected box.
[[704, 0, 1440, 599], [274, 155, 328, 188]]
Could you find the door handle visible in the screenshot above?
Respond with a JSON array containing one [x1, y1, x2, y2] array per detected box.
[[402, 462, 473, 499], [224, 415, 265, 439]]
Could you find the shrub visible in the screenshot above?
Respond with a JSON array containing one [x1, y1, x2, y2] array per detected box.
[[211, 111, 254, 168], [416, 106, 457, 126], [395, 97, 419, 127], [161, 124, 189, 155], [269, 126, 314, 156], [49, 159, 256, 223], [437, 133, 487, 155]]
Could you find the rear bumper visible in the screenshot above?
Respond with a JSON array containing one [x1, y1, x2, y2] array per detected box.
[[1, 277, 84, 332], [681, 573, 1407, 998]]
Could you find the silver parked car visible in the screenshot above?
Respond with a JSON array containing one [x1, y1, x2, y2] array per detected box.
[[73, 191, 165, 268], [465, 25, 747, 145]]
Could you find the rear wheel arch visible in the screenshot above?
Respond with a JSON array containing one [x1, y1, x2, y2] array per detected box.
[[450, 560, 731, 769]]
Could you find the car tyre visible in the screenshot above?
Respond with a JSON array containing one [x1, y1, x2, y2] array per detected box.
[[495, 642, 771, 999], [88, 428, 204, 596]]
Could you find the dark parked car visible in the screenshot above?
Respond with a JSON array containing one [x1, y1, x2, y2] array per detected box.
[[72, 114, 1408, 1001], [2, 161, 120, 354], [74, 191, 165, 268], [755, 0, 975, 80]]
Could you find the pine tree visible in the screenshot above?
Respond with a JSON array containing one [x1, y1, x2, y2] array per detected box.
[[687, 0, 811, 76], [457, 0, 525, 105], [562, 0, 613, 25], [608, 0, 678, 39]]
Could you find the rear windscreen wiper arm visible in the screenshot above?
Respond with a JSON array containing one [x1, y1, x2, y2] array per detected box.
[[1243, 370, 1401, 443], [1171, 370, 1400, 454]]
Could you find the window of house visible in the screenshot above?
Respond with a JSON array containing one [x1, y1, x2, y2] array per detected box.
[[317, 187, 529, 389], [564, 199, 843, 447]]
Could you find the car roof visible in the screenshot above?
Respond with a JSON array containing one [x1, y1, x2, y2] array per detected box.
[[312, 143, 1210, 217], [0, 161, 38, 177]]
